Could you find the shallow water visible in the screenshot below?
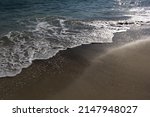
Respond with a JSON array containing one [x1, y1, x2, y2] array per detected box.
[[0, 0, 150, 77]]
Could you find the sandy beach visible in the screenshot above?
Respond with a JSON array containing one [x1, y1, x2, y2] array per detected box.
[[0, 26, 150, 100]]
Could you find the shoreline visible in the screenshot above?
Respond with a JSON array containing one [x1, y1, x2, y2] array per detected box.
[[0, 43, 111, 99], [0, 26, 150, 99]]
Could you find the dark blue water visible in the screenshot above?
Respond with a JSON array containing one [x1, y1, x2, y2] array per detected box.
[[0, 0, 148, 34], [0, 0, 150, 77]]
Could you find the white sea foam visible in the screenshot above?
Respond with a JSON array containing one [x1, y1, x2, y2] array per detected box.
[[128, 7, 150, 23], [0, 10, 149, 78], [116, 0, 141, 7]]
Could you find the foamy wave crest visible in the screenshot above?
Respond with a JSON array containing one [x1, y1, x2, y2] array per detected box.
[[0, 16, 148, 78], [128, 7, 150, 23], [116, 0, 141, 6], [116, 0, 150, 24]]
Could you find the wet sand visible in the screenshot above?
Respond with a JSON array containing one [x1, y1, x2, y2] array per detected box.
[[0, 26, 150, 99], [53, 39, 150, 99]]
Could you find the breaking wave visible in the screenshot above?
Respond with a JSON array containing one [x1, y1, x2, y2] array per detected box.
[[0, 10, 150, 77]]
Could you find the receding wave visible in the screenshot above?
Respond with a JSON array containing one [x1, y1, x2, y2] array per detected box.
[[0, 13, 149, 78]]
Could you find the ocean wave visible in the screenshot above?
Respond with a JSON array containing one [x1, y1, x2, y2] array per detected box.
[[0, 13, 149, 78], [127, 7, 150, 23]]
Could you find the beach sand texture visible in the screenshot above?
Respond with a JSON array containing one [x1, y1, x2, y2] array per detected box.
[[54, 38, 150, 99], [0, 27, 150, 99]]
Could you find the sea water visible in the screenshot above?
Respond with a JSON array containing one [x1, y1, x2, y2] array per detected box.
[[0, 0, 150, 77]]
